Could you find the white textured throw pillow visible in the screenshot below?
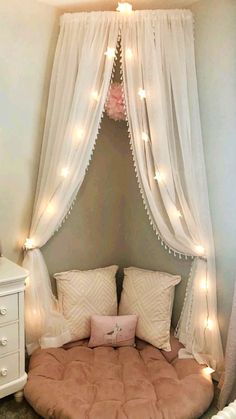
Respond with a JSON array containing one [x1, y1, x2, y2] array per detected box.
[[54, 265, 118, 341], [119, 267, 181, 351]]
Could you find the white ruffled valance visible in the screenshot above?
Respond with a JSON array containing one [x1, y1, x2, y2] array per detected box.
[[23, 10, 223, 376]]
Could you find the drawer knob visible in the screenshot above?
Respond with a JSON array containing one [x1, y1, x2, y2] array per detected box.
[[0, 337, 8, 346], [0, 308, 7, 316], [1, 368, 8, 376]]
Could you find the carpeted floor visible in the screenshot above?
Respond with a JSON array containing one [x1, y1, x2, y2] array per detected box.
[[201, 404, 218, 418], [0, 395, 218, 419], [0, 395, 40, 418]]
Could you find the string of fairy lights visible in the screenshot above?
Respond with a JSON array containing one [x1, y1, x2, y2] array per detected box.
[[23, 1, 214, 373]]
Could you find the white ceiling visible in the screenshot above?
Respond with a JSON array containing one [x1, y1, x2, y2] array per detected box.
[[37, 0, 199, 12]]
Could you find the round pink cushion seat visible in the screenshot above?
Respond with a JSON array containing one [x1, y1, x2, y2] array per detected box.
[[24, 342, 213, 419]]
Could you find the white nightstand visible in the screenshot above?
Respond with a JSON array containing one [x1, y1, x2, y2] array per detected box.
[[0, 257, 28, 402]]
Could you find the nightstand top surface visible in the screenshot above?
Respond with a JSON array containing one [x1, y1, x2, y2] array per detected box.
[[0, 257, 28, 282]]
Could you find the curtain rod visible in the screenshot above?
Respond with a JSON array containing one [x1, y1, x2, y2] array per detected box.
[[60, 9, 193, 24]]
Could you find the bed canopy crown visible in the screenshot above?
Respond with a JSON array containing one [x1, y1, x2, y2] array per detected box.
[[23, 8, 223, 375]]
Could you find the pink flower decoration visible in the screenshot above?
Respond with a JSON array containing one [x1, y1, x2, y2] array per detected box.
[[105, 82, 126, 121]]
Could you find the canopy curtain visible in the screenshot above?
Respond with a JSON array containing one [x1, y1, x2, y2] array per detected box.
[[23, 12, 119, 354], [23, 9, 224, 375], [121, 10, 223, 374]]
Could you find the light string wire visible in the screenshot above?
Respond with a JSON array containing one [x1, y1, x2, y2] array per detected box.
[[119, 31, 194, 260], [24, 30, 121, 250], [119, 24, 211, 358]]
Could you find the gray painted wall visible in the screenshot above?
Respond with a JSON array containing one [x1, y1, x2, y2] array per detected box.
[[190, 0, 236, 347], [42, 114, 191, 327]]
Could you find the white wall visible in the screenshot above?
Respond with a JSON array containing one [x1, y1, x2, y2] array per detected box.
[[0, 0, 60, 263], [190, 0, 236, 347]]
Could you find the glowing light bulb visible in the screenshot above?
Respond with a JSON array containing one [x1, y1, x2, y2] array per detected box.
[[154, 171, 165, 183], [116, 2, 133, 12], [138, 88, 146, 99], [126, 48, 133, 59], [200, 280, 208, 291], [91, 91, 99, 101], [175, 209, 182, 218], [203, 366, 215, 375], [206, 319, 213, 330], [141, 132, 149, 142], [195, 245, 205, 255], [46, 203, 55, 215], [104, 48, 116, 58], [61, 168, 69, 178], [75, 127, 84, 140], [24, 238, 34, 250]]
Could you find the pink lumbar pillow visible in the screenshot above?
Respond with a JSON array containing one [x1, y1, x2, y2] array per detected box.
[[88, 314, 137, 348]]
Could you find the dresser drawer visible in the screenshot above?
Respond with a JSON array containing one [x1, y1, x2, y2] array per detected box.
[[0, 294, 18, 325], [0, 353, 18, 386], [0, 323, 18, 356]]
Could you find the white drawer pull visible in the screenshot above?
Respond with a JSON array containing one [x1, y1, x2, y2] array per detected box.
[[0, 337, 8, 346], [1, 368, 8, 376], [0, 308, 7, 316]]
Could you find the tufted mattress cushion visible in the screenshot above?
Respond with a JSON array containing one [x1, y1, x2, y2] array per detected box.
[[24, 338, 214, 419]]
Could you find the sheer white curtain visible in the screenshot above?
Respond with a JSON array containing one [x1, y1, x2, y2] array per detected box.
[[121, 10, 223, 374], [23, 12, 119, 354], [23, 10, 223, 374]]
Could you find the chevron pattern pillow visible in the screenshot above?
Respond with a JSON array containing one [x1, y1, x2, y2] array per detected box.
[[54, 265, 118, 341], [119, 267, 181, 351]]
